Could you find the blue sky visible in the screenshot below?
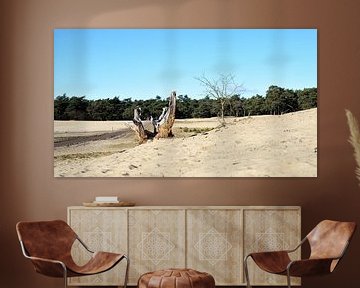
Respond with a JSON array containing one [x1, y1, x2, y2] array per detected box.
[[54, 29, 317, 100]]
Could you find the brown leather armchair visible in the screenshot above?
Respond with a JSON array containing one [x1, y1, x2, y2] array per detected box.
[[16, 220, 129, 288], [244, 220, 356, 288]]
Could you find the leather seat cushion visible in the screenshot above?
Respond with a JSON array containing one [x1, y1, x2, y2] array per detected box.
[[138, 268, 215, 288]]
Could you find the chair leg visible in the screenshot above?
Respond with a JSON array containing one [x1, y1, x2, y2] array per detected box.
[[244, 255, 252, 288], [62, 264, 68, 288], [123, 255, 130, 288], [286, 270, 292, 288]]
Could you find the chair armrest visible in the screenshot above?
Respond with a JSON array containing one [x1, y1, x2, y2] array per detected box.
[[247, 250, 290, 258], [245, 237, 306, 259], [25, 255, 67, 278], [25, 255, 65, 265], [19, 240, 67, 277], [76, 236, 94, 253], [287, 258, 336, 277], [286, 237, 307, 253]]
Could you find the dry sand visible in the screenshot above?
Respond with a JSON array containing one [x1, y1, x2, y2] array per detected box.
[[54, 108, 317, 177]]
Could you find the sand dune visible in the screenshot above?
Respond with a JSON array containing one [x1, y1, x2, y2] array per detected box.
[[54, 108, 317, 177]]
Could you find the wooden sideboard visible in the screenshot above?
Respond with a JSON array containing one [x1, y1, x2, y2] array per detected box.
[[67, 206, 301, 286]]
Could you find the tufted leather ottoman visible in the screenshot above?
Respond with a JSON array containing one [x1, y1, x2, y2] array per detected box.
[[138, 268, 215, 288]]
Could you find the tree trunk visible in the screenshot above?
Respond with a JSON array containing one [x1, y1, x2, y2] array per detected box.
[[132, 107, 151, 144], [220, 100, 225, 124], [132, 91, 176, 144], [155, 91, 176, 138]]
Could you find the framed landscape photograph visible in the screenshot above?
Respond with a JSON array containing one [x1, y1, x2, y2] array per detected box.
[[54, 29, 317, 177]]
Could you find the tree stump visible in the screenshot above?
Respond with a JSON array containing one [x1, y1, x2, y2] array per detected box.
[[132, 91, 176, 143]]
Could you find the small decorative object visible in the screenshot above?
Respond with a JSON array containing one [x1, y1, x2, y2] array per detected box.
[[94, 196, 119, 203], [345, 109, 360, 185], [82, 196, 135, 207], [83, 201, 135, 207]]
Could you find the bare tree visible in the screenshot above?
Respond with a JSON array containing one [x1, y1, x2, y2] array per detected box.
[[195, 73, 243, 124]]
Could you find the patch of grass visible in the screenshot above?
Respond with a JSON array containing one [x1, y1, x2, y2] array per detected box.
[[54, 137, 72, 143], [54, 151, 121, 161], [179, 127, 214, 134]]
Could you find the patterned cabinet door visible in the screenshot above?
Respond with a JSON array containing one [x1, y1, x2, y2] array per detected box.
[[128, 209, 186, 284], [68, 208, 128, 286], [187, 209, 243, 285], [243, 209, 301, 286]]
